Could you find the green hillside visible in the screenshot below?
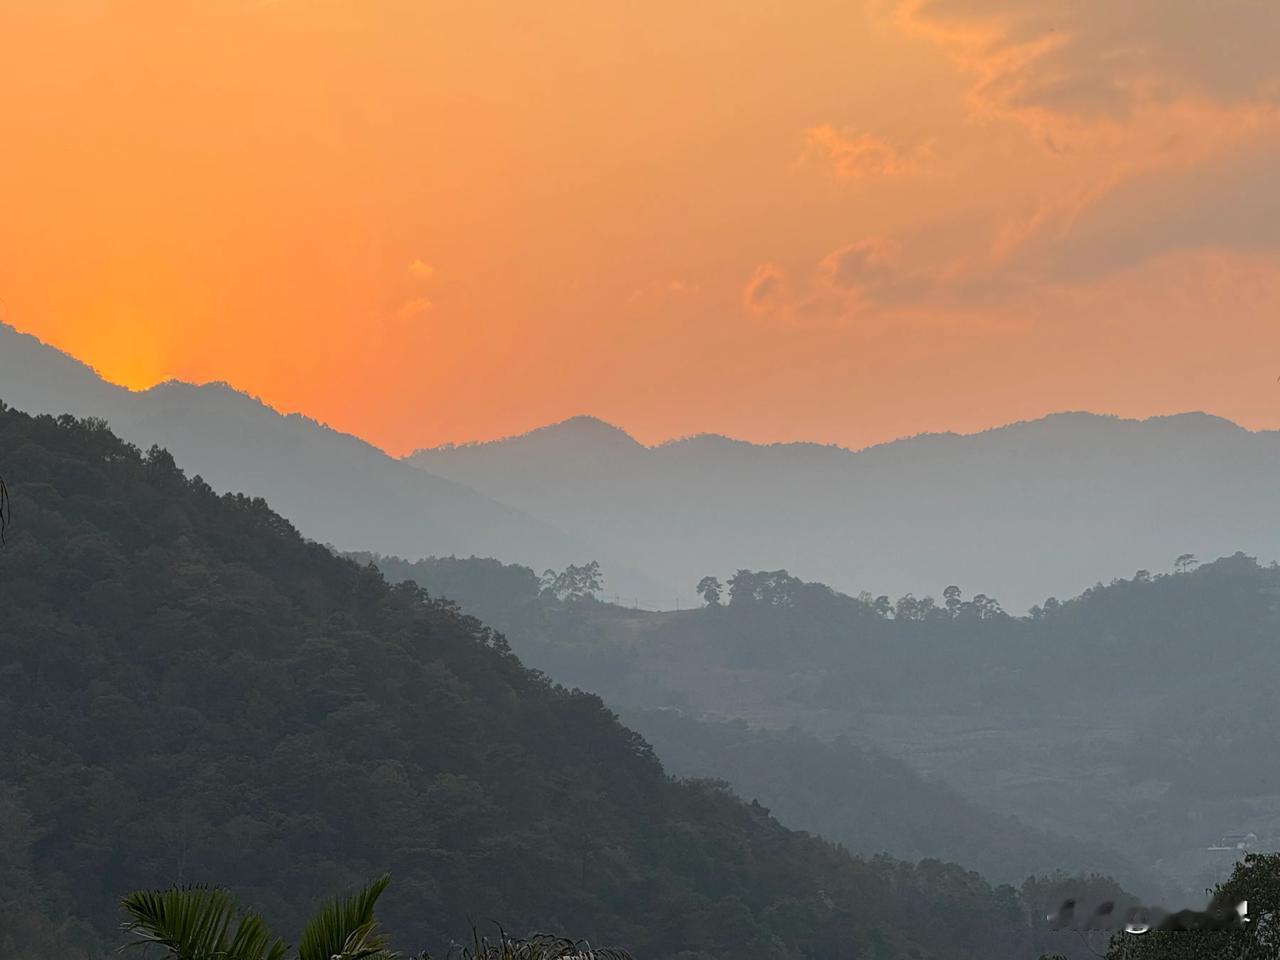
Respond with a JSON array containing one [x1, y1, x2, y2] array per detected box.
[[358, 553, 1280, 900], [346, 553, 1143, 889], [0, 406, 1044, 959]]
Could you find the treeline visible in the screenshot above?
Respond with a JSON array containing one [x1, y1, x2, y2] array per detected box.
[[695, 569, 1007, 621]]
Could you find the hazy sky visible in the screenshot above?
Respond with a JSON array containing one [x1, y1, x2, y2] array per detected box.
[[3, 1, 1279, 453]]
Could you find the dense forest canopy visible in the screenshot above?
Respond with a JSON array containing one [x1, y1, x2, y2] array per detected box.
[[0, 406, 1069, 959]]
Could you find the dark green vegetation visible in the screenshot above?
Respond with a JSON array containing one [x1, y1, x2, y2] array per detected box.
[[1, 406, 1059, 959], [621, 709, 1140, 889], [123, 886, 292, 960], [1101, 853, 1280, 959], [360, 554, 1280, 901], [348, 555, 1140, 888], [118, 874, 634, 960], [120, 874, 396, 960]]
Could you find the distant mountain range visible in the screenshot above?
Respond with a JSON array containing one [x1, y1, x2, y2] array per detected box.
[[6, 321, 1280, 610], [408, 411, 1280, 609]]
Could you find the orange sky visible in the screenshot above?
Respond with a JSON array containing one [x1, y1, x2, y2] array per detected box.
[[3, 0, 1280, 454]]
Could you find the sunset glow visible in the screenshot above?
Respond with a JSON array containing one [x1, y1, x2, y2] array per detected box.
[[3, 1, 1279, 453]]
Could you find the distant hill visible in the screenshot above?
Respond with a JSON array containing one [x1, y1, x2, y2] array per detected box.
[[362, 552, 1280, 902], [622, 708, 1149, 891], [0, 406, 1059, 959], [407, 411, 1280, 610], [354, 553, 1152, 893], [0, 322, 585, 572], [11, 322, 1274, 611]]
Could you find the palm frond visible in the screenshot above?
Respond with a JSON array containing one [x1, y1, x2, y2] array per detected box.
[[296, 874, 395, 960], [119, 887, 285, 960]]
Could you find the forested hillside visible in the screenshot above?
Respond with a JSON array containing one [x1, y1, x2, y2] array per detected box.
[[360, 553, 1280, 900], [0, 405, 1051, 960], [348, 555, 1142, 889], [622, 709, 1145, 891]]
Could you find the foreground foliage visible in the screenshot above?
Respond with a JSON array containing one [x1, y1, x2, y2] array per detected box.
[[119, 875, 635, 960], [121, 875, 395, 960], [1102, 853, 1280, 959]]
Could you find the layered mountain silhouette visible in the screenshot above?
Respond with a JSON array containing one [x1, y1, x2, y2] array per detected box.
[[8, 321, 1279, 610], [409, 411, 1280, 609], [0, 322, 582, 572]]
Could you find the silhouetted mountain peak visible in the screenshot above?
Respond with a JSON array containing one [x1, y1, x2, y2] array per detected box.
[[851, 411, 1253, 460], [142, 378, 259, 406], [985, 409, 1245, 438], [139, 379, 297, 422], [1142, 410, 1248, 433], [539, 414, 640, 444], [412, 414, 643, 457], [658, 432, 749, 451], [437, 410, 1258, 464]]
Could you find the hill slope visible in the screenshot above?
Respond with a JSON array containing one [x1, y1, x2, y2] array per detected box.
[[362, 554, 1280, 901], [353, 553, 1149, 891], [407, 411, 1280, 610], [0, 322, 579, 572], [0, 406, 1050, 959]]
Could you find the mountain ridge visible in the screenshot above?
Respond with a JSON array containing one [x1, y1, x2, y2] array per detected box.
[[6, 321, 1263, 463], [407, 405, 1280, 610], [0, 322, 590, 579], [409, 409, 1262, 459], [8, 321, 1278, 609]]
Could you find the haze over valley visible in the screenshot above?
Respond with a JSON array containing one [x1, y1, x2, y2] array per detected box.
[[409, 410, 1280, 611], [7, 322, 1280, 613]]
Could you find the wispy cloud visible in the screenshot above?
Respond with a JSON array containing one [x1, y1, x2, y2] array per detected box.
[[892, 0, 1280, 134], [803, 125, 937, 179], [396, 297, 432, 322], [742, 263, 787, 312]]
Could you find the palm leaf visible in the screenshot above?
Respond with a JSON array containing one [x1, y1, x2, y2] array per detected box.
[[296, 874, 395, 960], [120, 886, 286, 960]]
